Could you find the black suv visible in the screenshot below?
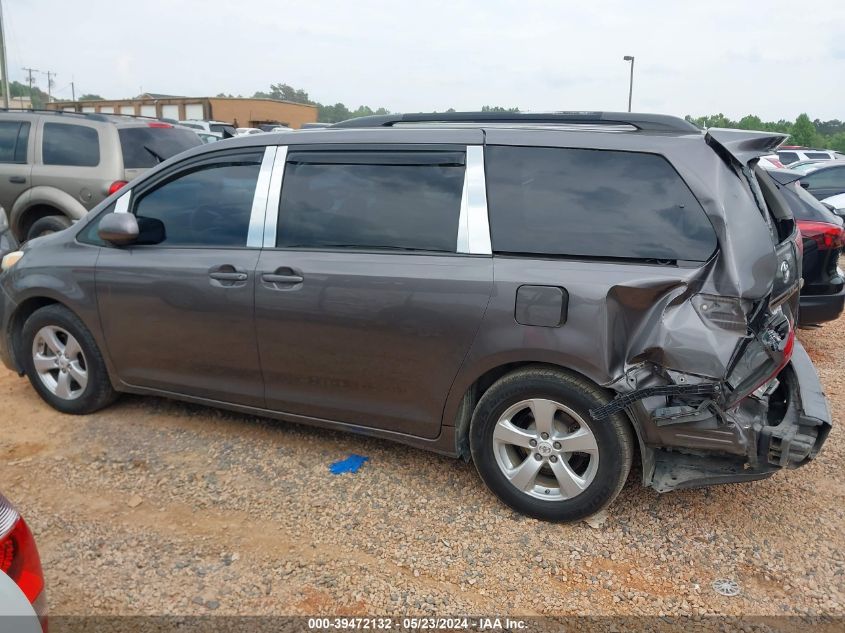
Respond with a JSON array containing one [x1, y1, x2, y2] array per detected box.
[[0, 112, 831, 522]]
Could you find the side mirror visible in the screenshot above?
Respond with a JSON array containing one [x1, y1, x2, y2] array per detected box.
[[98, 212, 139, 245]]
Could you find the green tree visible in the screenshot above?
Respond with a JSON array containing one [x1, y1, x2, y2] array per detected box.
[[481, 105, 519, 112], [789, 113, 818, 147], [736, 114, 763, 130], [78, 93, 103, 101]]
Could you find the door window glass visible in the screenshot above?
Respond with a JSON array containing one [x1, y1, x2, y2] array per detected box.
[[277, 152, 465, 252], [132, 154, 262, 247], [0, 121, 30, 163]]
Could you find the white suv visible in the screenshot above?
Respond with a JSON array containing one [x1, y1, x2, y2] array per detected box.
[[178, 119, 237, 138], [777, 148, 842, 165]]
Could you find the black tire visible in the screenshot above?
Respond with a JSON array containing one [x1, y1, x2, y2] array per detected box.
[[21, 304, 118, 415], [470, 365, 634, 522], [27, 215, 71, 241]]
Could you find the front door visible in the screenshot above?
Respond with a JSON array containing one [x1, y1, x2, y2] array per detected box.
[[255, 146, 493, 438], [95, 149, 268, 406]]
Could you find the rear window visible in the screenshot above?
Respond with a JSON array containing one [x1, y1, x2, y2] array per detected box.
[[43, 123, 99, 167], [777, 151, 800, 165], [485, 146, 717, 262], [119, 126, 203, 168]]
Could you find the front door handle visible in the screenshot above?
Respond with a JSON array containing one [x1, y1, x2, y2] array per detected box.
[[9, 176, 26, 184], [210, 271, 248, 281], [262, 273, 303, 284]]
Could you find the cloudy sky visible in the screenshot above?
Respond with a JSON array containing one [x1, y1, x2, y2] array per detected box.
[[5, 0, 844, 121]]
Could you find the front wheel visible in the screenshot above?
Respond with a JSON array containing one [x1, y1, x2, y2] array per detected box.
[[21, 304, 117, 414], [470, 366, 634, 522]]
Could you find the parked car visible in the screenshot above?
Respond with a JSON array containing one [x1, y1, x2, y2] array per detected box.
[[269, 126, 293, 133], [0, 492, 46, 633], [757, 154, 784, 170], [767, 169, 845, 326], [788, 159, 832, 174], [797, 161, 845, 200], [820, 193, 845, 216], [0, 111, 830, 522], [777, 148, 840, 165], [196, 131, 222, 144], [0, 207, 17, 261], [0, 111, 203, 242], [178, 120, 237, 138], [235, 127, 264, 136]]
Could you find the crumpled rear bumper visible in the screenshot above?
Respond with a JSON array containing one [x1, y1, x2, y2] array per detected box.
[[648, 340, 831, 492], [758, 340, 831, 468]]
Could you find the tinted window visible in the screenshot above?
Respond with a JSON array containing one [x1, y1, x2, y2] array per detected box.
[[777, 151, 800, 165], [485, 146, 717, 262], [804, 166, 845, 188], [133, 154, 261, 247], [43, 123, 100, 166], [0, 121, 30, 163], [277, 156, 465, 252], [119, 126, 203, 168], [805, 152, 831, 160]]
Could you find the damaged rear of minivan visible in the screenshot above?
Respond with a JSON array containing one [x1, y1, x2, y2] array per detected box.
[[464, 122, 832, 522], [594, 129, 832, 494]]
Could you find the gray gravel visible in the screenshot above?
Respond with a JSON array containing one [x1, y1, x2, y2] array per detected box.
[[0, 313, 843, 620]]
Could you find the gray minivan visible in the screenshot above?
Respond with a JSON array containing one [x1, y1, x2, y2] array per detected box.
[[0, 112, 831, 521]]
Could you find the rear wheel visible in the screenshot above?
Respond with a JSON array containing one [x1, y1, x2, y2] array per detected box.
[[27, 215, 71, 241], [21, 305, 117, 414], [470, 366, 634, 522]]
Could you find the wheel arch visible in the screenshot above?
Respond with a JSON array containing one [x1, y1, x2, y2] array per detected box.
[[10, 186, 88, 241], [449, 359, 647, 478]]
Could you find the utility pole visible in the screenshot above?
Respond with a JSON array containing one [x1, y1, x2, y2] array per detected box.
[[70, 80, 75, 102], [623, 55, 635, 112], [0, 1, 10, 109], [44, 70, 56, 103], [22, 67, 38, 98]]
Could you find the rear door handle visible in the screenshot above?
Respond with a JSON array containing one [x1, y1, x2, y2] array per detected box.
[[262, 273, 303, 284], [9, 176, 26, 184], [210, 272, 248, 281]]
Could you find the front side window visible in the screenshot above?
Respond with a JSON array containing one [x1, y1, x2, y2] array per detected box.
[[276, 151, 465, 252], [42, 123, 100, 166], [132, 153, 262, 247], [0, 121, 30, 163], [804, 152, 831, 160], [485, 146, 717, 262]]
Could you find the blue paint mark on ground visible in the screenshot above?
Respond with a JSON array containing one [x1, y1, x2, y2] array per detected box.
[[329, 454, 370, 475]]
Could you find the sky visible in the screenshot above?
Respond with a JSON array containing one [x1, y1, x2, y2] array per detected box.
[[4, 0, 845, 121]]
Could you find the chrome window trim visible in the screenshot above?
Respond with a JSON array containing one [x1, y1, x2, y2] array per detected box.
[[246, 146, 277, 248], [114, 190, 131, 214], [263, 145, 288, 247], [462, 145, 492, 255]]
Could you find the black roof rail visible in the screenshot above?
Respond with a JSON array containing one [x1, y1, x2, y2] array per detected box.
[[0, 107, 92, 118], [0, 108, 178, 125], [330, 111, 700, 133], [331, 111, 701, 133]]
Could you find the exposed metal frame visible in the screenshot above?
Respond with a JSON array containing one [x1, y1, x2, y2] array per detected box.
[[246, 146, 277, 248]]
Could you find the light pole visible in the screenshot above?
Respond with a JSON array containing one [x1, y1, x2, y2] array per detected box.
[[623, 55, 635, 112]]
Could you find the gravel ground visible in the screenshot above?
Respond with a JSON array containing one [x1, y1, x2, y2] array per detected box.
[[0, 309, 843, 625]]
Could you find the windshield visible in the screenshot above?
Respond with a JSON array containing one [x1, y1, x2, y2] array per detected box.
[[119, 126, 203, 168]]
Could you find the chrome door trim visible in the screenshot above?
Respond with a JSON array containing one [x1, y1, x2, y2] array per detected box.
[[246, 146, 277, 248], [263, 145, 288, 248], [114, 189, 131, 214], [457, 145, 492, 255]]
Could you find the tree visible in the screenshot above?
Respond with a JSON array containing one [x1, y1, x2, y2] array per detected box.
[[78, 93, 103, 101], [789, 113, 818, 147], [736, 114, 763, 130], [481, 105, 519, 112]]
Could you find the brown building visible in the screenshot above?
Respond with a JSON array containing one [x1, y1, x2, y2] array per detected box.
[[47, 93, 318, 129]]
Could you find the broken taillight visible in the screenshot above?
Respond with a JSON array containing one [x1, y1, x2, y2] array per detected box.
[[691, 294, 748, 332], [0, 494, 46, 630]]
